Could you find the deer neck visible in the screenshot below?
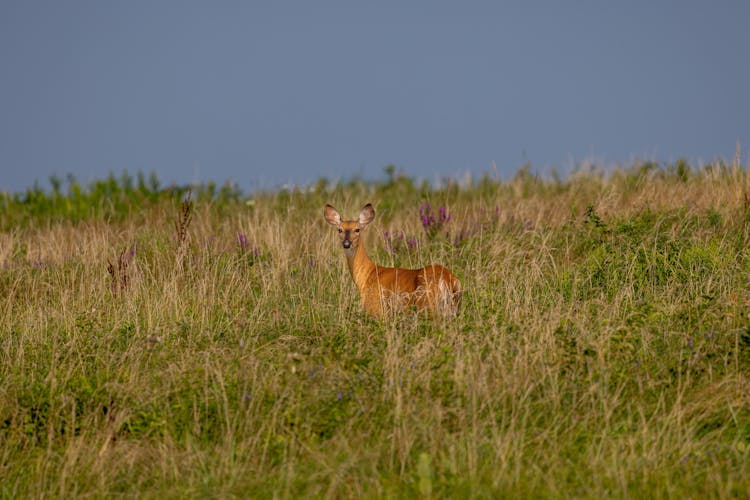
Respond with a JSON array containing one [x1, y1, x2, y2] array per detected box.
[[345, 243, 376, 294]]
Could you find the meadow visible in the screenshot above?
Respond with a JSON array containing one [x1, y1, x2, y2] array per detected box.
[[1, 162, 749, 498]]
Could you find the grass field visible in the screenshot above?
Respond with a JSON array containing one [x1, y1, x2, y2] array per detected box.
[[1, 162, 749, 497]]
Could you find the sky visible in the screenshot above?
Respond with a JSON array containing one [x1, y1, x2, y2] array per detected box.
[[1, 1, 748, 194]]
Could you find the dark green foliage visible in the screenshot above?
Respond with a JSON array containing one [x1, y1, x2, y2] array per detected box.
[[0, 170, 242, 229]]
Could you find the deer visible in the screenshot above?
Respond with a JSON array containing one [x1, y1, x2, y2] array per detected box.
[[324, 203, 462, 318]]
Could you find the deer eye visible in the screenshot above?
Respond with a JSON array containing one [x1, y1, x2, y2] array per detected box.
[[337, 228, 343, 233], [355, 228, 360, 233]]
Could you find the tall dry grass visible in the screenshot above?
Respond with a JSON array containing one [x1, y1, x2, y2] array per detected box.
[[1, 162, 749, 497]]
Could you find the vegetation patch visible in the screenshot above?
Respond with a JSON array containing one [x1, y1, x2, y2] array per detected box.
[[1, 161, 749, 497]]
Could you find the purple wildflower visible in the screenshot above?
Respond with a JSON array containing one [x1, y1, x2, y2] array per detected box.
[[452, 228, 471, 247], [439, 205, 450, 223], [237, 232, 250, 250], [237, 233, 260, 258], [123, 243, 136, 264], [386, 230, 396, 253], [384, 230, 413, 254], [420, 201, 451, 239], [419, 202, 436, 229]]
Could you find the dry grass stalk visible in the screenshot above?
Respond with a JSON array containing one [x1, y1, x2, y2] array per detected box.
[[175, 191, 193, 247], [107, 246, 134, 295]]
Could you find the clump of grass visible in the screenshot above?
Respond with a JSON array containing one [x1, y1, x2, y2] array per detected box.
[[107, 245, 135, 295]]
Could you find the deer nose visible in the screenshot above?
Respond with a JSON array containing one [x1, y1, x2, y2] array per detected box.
[[342, 240, 351, 249]]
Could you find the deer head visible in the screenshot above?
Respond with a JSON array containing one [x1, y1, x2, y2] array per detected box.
[[324, 203, 375, 255]]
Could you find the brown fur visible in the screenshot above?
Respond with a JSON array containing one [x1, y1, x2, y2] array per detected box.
[[324, 203, 462, 317]]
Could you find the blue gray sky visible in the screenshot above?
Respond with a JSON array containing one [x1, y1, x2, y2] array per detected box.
[[1, 1, 748, 193]]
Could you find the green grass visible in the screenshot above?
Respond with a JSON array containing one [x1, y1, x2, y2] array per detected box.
[[1, 162, 749, 497]]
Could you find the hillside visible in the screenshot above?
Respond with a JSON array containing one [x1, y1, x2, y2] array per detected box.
[[1, 162, 749, 497]]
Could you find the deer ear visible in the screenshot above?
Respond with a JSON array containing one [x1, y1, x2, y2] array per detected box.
[[324, 204, 341, 226], [358, 203, 375, 227]]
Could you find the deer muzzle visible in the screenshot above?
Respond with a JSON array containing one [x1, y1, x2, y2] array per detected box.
[[342, 229, 353, 249]]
